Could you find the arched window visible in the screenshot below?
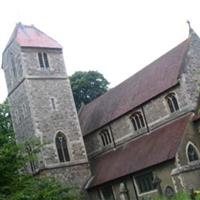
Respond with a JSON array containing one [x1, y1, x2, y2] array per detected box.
[[186, 142, 199, 162], [165, 93, 179, 113], [55, 132, 70, 162], [130, 112, 145, 131], [38, 52, 49, 69], [100, 129, 112, 146]]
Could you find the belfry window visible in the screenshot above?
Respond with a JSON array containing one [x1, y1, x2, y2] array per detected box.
[[130, 111, 145, 131], [165, 93, 179, 113], [56, 132, 70, 162], [100, 129, 112, 146], [38, 52, 49, 69], [186, 143, 199, 162]]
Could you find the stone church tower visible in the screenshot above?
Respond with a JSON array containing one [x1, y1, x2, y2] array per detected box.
[[2, 23, 90, 188]]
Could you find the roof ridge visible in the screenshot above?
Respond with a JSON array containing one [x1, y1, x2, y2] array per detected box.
[[89, 110, 191, 188], [80, 38, 191, 135], [3, 23, 62, 50], [82, 39, 190, 111], [95, 112, 193, 160]]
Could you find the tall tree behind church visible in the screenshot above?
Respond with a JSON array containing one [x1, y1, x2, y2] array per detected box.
[[69, 71, 109, 110]]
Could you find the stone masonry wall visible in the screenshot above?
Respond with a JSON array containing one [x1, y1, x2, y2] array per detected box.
[[88, 161, 176, 200], [181, 33, 200, 110], [3, 41, 91, 189], [2, 41, 23, 94], [85, 85, 190, 158]]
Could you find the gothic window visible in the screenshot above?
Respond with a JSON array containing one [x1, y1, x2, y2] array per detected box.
[[165, 93, 179, 113], [130, 112, 145, 131], [100, 129, 112, 146], [100, 185, 115, 200], [135, 172, 156, 194], [186, 142, 199, 162], [38, 52, 49, 69], [55, 132, 70, 162]]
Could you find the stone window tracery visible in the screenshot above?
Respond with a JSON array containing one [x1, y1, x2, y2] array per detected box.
[[186, 142, 200, 162], [165, 93, 179, 113], [130, 111, 145, 131], [100, 129, 112, 146], [55, 132, 70, 162]]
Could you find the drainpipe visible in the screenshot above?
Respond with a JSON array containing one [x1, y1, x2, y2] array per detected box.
[[141, 106, 150, 133]]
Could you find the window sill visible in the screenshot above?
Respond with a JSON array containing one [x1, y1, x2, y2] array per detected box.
[[137, 189, 157, 197]]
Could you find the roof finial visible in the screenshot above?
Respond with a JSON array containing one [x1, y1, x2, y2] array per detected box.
[[187, 20, 194, 36]]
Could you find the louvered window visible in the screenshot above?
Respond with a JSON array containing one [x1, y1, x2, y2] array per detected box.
[[38, 52, 49, 69]]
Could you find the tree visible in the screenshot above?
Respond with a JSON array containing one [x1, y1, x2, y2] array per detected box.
[[69, 71, 109, 110], [0, 101, 81, 200]]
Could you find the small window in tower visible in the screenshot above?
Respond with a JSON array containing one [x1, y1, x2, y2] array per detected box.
[[165, 93, 179, 113], [43, 52, 49, 68], [38, 52, 49, 69], [10, 52, 17, 78], [100, 129, 112, 146], [55, 132, 70, 162], [186, 142, 200, 162], [22, 104, 27, 118], [50, 98, 56, 110], [130, 111, 146, 131]]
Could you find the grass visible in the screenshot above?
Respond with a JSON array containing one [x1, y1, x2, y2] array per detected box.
[[154, 191, 196, 200]]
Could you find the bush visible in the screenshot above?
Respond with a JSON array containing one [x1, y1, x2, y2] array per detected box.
[[154, 191, 191, 200]]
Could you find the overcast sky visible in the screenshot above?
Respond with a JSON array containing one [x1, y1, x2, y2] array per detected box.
[[0, 0, 200, 103]]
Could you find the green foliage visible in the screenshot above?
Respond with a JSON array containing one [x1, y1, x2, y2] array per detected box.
[[0, 100, 81, 200], [69, 71, 109, 110], [0, 100, 12, 133], [154, 191, 191, 200], [7, 177, 80, 200]]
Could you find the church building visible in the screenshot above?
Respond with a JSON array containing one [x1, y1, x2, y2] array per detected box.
[[2, 23, 200, 200]]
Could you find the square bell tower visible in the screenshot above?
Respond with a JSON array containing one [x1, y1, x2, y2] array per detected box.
[[2, 23, 91, 188]]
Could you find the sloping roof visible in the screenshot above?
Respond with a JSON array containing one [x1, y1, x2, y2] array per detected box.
[[88, 113, 191, 188], [6, 23, 62, 49], [79, 39, 190, 135]]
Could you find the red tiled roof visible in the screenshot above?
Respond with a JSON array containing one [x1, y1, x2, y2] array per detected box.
[[79, 39, 190, 135], [6, 23, 62, 49], [88, 113, 191, 188]]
